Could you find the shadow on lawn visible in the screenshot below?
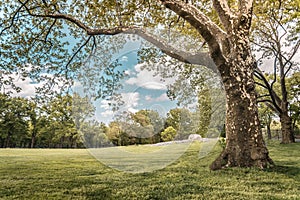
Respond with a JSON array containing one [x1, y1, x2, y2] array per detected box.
[[266, 164, 300, 179]]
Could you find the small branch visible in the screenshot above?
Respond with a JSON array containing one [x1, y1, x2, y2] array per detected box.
[[265, 102, 280, 115], [0, 0, 30, 36], [270, 55, 278, 89], [283, 39, 300, 77], [257, 94, 271, 99], [44, 19, 56, 42], [62, 36, 93, 76], [254, 68, 282, 113], [254, 81, 268, 89], [257, 99, 273, 104]]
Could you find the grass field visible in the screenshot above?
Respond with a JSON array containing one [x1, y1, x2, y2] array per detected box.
[[0, 141, 299, 199]]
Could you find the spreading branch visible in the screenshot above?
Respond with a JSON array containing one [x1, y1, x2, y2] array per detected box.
[[19, 1, 218, 71]]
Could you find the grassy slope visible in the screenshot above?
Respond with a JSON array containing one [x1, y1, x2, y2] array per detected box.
[[0, 141, 299, 200]]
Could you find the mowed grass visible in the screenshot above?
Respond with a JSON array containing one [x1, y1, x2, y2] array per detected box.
[[0, 141, 299, 200]]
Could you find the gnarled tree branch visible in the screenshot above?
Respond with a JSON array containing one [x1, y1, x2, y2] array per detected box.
[[160, 0, 227, 67]]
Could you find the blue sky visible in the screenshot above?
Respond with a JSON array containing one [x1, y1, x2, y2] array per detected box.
[[3, 31, 180, 124], [91, 40, 179, 124]]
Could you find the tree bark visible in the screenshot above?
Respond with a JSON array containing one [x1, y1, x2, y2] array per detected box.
[[210, 61, 273, 170], [209, 22, 273, 170], [158, 0, 274, 170], [280, 111, 295, 144]]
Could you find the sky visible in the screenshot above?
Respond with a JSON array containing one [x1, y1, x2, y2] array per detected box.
[[6, 38, 181, 124], [80, 40, 180, 124]]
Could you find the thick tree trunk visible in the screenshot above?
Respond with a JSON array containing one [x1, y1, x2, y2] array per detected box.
[[280, 111, 295, 144], [210, 28, 274, 170], [210, 63, 273, 170]]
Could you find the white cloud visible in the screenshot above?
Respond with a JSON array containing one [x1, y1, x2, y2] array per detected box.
[[120, 92, 140, 111], [124, 70, 131, 76], [98, 92, 140, 119], [155, 93, 169, 101], [145, 95, 152, 101], [2, 72, 42, 98], [13, 77, 40, 97], [1, 64, 66, 98], [121, 56, 128, 62], [100, 110, 114, 118], [100, 99, 111, 110], [144, 93, 169, 102], [125, 63, 175, 90]]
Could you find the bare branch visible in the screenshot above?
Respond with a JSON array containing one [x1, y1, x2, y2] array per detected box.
[[257, 94, 271, 99], [0, 0, 30, 36], [130, 28, 217, 71], [160, 0, 226, 40], [254, 68, 282, 113], [270, 55, 278, 89], [254, 81, 268, 89], [264, 101, 280, 115], [44, 19, 56, 43], [62, 36, 92, 75], [283, 39, 300, 77]]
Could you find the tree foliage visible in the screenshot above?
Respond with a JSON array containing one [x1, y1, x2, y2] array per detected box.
[[161, 126, 177, 142], [0, 93, 95, 148]]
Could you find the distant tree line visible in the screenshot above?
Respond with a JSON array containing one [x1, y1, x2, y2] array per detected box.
[[0, 91, 218, 148], [0, 93, 86, 148]]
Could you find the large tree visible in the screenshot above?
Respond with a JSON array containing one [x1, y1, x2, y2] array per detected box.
[[252, 0, 300, 143], [0, 0, 275, 169]]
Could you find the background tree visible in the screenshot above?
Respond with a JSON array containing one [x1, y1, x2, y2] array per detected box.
[[107, 121, 122, 146], [161, 126, 177, 142], [81, 120, 110, 148], [40, 94, 82, 148], [258, 103, 275, 140], [0, 0, 276, 169], [165, 108, 195, 139], [27, 100, 39, 148], [194, 86, 212, 137], [0, 94, 29, 147], [252, 0, 300, 143], [287, 72, 300, 133]]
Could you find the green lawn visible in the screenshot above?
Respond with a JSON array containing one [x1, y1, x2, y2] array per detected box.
[[0, 141, 299, 200]]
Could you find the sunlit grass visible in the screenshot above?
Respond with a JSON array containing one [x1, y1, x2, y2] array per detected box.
[[0, 141, 299, 199]]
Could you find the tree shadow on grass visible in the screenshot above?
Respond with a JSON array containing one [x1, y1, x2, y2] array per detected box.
[[266, 164, 300, 180]]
